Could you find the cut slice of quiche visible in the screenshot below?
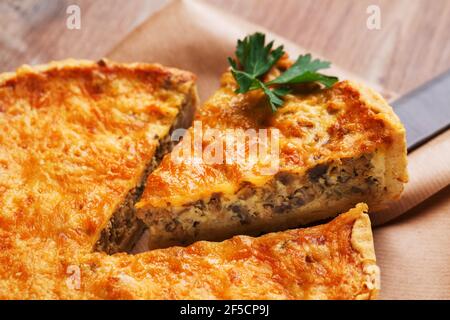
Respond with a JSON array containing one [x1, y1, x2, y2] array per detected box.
[[0, 59, 198, 254], [78, 203, 379, 299], [1, 201, 378, 299], [136, 70, 407, 249]]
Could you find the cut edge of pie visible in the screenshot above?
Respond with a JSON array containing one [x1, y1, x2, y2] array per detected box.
[[94, 72, 198, 253], [0, 59, 198, 254]]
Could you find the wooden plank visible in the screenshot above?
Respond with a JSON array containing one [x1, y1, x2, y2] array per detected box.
[[2, 0, 450, 95], [207, 0, 450, 95], [1, 0, 449, 300], [0, 0, 167, 71]]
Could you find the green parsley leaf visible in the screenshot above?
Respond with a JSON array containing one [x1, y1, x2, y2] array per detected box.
[[267, 54, 338, 88], [259, 82, 286, 112], [232, 33, 285, 78], [227, 61, 257, 93], [228, 32, 338, 112]]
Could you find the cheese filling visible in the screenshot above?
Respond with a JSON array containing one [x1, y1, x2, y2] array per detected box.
[[140, 152, 384, 249]]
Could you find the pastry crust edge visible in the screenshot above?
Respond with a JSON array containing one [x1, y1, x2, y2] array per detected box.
[[349, 81, 408, 211], [350, 203, 381, 300]]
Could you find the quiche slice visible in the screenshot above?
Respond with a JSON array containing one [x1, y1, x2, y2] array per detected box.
[[6, 203, 375, 299], [1, 200, 378, 299], [0, 59, 198, 254], [80, 203, 380, 299], [136, 71, 408, 249]]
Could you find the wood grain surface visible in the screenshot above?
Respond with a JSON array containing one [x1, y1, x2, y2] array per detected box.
[[209, 0, 450, 95], [1, 0, 449, 96], [0, 0, 166, 71]]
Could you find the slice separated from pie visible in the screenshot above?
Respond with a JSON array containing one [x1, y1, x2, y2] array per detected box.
[[136, 71, 408, 249]]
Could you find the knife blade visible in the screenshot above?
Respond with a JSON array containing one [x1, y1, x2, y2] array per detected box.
[[392, 69, 450, 152]]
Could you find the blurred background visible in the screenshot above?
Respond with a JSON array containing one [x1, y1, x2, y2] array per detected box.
[[0, 0, 449, 96]]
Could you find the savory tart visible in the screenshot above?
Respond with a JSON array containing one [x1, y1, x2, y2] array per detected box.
[[0, 202, 379, 299], [137, 70, 408, 249], [0, 59, 198, 255], [78, 203, 379, 299], [0, 59, 380, 300]]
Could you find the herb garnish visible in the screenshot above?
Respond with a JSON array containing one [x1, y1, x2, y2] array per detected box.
[[228, 32, 338, 112]]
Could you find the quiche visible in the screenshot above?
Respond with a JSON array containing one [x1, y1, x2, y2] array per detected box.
[[79, 203, 379, 299], [1, 199, 380, 299], [0, 59, 198, 256], [136, 70, 408, 249], [0, 59, 380, 300]]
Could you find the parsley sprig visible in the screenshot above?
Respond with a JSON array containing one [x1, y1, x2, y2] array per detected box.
[[228, 33, 338, 112]]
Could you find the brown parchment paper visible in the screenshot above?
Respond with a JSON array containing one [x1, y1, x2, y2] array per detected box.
[[108, 0, 450, 299]]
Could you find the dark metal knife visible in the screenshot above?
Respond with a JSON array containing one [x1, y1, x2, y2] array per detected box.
[[392, 69, 450, 152]]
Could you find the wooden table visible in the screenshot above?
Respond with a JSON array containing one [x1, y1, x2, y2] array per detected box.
[[1, 0, 449, 95], [1, 0, 449, 299]]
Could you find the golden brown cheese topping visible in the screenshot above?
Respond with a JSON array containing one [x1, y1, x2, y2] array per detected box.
[[138, 72, 406, 208], [0, 203, 379, 299], [0, 59, 195, 252], [0, 60, 379, 300], [79, 204, 377, 300]]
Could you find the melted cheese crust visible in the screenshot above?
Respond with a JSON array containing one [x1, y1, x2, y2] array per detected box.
[[79, 204, 378, 300], [0, 60, 197, 298], [0, 203, 379, 299], [0, 59, 195, 251], [138, 72, 407, 208], [0, 60, 381, 299]]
